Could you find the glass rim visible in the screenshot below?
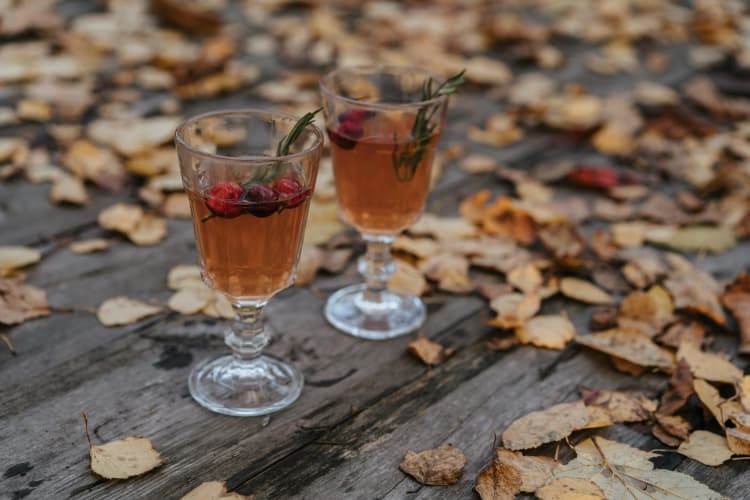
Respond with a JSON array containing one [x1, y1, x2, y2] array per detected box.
[[174, 108, 324, 164], [319, 64, 449, 111]]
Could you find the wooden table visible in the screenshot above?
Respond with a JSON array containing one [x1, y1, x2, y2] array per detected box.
[[2, 3, 750, 500]]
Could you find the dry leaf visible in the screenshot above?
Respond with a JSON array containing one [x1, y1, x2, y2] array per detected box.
[[489, 293, 540, 329], [515, 314, 576, 350], [560, 278, 613, 305], [664, 266, 726, 326], [726, 428, 750, 456], [295, 246, 324, 286], [554, 437, 724, 499], [654, 414, 691, 441], [461, 154, 496, 174], [304, 199, 343, 246], [536, 477, 604, 500], [658, 320, 705, 349], [163, 193, 191, 218], [408, 337, 453, 366], [494, 449, 556, 493], [202, 292, 234, 320], [739, 376, 750, 413], [168, 286, 214, 315], [50, 173, 89, 205], [580, 388, 656, 424], [647, 225, 736, 254], [97, 297, 161, 327], [677, 431, 733, 466], [507, 264, 542, 294], [694, 379, 724, 425], [0, 278, 50, 325], [392, 236, 440, 259], [85, 411, 162, 480], [127, 215, 167, 246], [410, 214, 478, 241], [399, 444, 466, 485], [168, 265, 203, 290], [388, 260, 428, 296], [502, 400, 588, 451], [180, 480, 250, 500], [98, 203, 143, 234], [69, 239, 110, 254], [577, 329, 674, 371], [419, 254, 472, 293], [63, 140, 125, 191], [486, 335, 519, 351], [677, 342, 742, 384], [474, 460, 521, 500], [659, 361, 694, 416], [722, 273, 750, 354], [87, 116, 181, 157], [0, 246, 41, 276]]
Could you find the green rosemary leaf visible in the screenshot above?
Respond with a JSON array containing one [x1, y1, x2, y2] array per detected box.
[[276, 107, 322, 156]]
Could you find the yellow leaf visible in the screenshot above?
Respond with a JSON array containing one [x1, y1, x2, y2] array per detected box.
[[97, 296, 161, 326]]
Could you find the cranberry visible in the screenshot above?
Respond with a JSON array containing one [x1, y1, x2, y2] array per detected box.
[[205, 181, 244, 218], [274, 177, 310, 208], [338, 109, 374, 123], [242, 184, 280, 217], [329, 120, 364, 150]]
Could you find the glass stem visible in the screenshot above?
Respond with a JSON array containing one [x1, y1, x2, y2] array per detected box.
[[226, 300, 269, 361], [358, 234, 396, 302]]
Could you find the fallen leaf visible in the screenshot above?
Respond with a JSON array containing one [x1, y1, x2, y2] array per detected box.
[[163, 193, 191, 218], [694, 379, 726, 429], [410, 214, 478, 241], [69, 239, 111, 254], [474, 460, 521, 500], [553, 436, 724, 499], [98, 203, 143, 234], [304, 199, 343, 245], [202, 292, 234, 320], [507, 264, 542, 294], [392, 236, 440, 259], [489, 293, 540, 329], [461, 154, 496, 174], [408, 337, 453, 366], [0, 246, 41, 276], [722, 273, 750, 354], [664, 265, 726, 326], [388, 260, 428, 296], [560, 278, 613, 305], [726, 428, 750, 455], [611, 355, 647, 376], [535, 477, 604, 500], [538, 224, 584, 261], [618, 285, 674, 336], [656, 414, 691, 441], [97, 297, 161, 326], [515, 314, 576, 349], [127, 215, 168, 246], [657, 320, 705, 349], [677, 342, 742, 384], [494, 449, 556, 493], [576, 329, 675, 371], [49, 172, 90, 206], [63, 140, 125, 191], [168, 265, 203, 290], [0, 278, 50, 325], [87, 116, 181, 157], [486, 335, 519, 351], [151, 0, 222, 35], [647, 225, 736, 254], [652, 422, 683, 448], [580, 388, 656, 424], [84, 412, 161, 480], [739, 376, 750, 413], [180, 480, 250, 500], [419, 254, 473, 293], [677, 431, 733, 466], [399, 444, 466, 485], [168, 285, 214, 315], [502, 400, 588, 451], [659, 361, 694, 415]]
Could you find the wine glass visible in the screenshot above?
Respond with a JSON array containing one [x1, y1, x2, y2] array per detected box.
[[175, 109, 322, 416], [320, 65, 450, 340]]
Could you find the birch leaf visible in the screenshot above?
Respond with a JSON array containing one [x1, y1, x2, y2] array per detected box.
[[678, 431, 733, 466], [502, 400, 588, 450], [180, 480, 251, 500], [97, 296, 161, 326]]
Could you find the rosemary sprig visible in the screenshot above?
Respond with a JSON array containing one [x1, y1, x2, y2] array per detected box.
[[392, 70, 465, 181], [276, 107, 322, 156]]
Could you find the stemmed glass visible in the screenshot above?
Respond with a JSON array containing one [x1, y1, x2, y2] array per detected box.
[[175, 109, 322, 416], [320, 66, 450, 340]]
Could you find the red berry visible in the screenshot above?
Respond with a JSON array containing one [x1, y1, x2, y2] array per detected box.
[[329, 120, 364, 150], [338, 109, 373, 123], [274, 176, 310, 208], [205, 181, 244, 218], [242, 184, 280, 217], [566, 165, 621, 190]]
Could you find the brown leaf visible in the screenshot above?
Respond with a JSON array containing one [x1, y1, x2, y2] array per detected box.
[[580, 388, 657, 424], [652, 424, 682, 447], [388, 261, 428, 296], [162, 193, 191, 218], [678, 431, 733, 466], [538, 224, 584, 261], [489, 293, 540, 329], [576, 329, 675, 371], [494, 449, 556, 493], [486, 335, 519, 351], [127, 215, 167, 246], [560, 278, 613, 305], [693, 379, 723, 425], [304, 199, 344, 246], [63, 140, 125, 191], [507, 264, 543, 294], [657, 321, 705, 349], [0, 278, 50, 325], [419, 253, 473, 293], [399, 444, 466, 485], [180, 480, 251, 500], [392, 236, 440, 259], [0, 246, 41, 276], [722, 273, 750, 354], [411, 214, 478, 241], [98, 203, 143, 234], [168, 286, 214, 315], [726, 428, 750, 455], [677, 342, 742, 384], [618, 285, 674, 336], [659, 361, 694, 415], [87, 116, 181, 157], [168, 265, 203, 290], [664, 266, 726, 326], [97, 297, 161, 327], [502, 400, 589, 450], [69, 239, 110, 254], [474, 461, 521, 500], [515, 314, 576, 350], [654, 414, 691, 440], [611, 355, 647, 376], [150, 0, 222, 35], [461, 154, 496, 174], [408, 337, 454, 366], [535, 477, 604, 500], [49, 173, 89, 205]]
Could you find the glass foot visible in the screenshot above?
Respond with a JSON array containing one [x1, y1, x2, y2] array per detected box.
[[325, 283, 426, 340], [188, 354, 303, 416]]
